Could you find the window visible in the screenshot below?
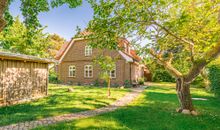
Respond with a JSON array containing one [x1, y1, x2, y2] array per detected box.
[[84, 65, 93, 78], [69, 65, 76, 77], [109, 67, 116, 78], [85, 45, 92, 56]]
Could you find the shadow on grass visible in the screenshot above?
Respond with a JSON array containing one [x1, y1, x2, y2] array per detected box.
[[36, 86, 220, 130], [0, 85, 128, 126]]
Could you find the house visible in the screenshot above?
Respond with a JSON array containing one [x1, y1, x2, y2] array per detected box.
[[0, 51, 55, 106], [55, 38, 150, 86]]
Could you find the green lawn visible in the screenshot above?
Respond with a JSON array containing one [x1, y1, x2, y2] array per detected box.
[[0, 84, 129, 126], [36, 83, 220, 130]]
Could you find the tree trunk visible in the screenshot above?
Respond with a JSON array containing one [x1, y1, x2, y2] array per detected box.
[[176, 78, 194, 112], [107, 78, 111, 97]]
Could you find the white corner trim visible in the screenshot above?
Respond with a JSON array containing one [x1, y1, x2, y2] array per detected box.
[[118, 51, 133, 62], [59, 38, 84, 63]]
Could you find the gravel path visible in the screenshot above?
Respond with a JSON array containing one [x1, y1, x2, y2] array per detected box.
[[0, 87, 145, 130]]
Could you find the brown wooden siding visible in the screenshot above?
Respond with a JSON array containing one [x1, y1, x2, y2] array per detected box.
[[0, 59, 48, 106]]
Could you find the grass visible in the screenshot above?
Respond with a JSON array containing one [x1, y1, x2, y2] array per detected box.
[[0, 84, 129, 126], [36, 83, 220, 130]]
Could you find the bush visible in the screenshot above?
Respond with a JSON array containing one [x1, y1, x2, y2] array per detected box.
[[49, 70, 60, 84], [102, 81, 108, 87], [77, 82, 82, 86], [152, 69, 175, 82], [208, 64, 220, 97], [124, 80, 132, 88], [191, 75, 208, 88], [112, 83, 120, 88], [93, 79, 100, 87], [138, 78, 145, 85]]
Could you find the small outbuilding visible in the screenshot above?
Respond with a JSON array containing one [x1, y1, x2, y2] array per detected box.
[[0, 51, 55, 106]]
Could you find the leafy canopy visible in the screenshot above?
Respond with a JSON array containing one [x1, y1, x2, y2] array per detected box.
[[88, 0, 220, 78], [0, 17, 54, 58]]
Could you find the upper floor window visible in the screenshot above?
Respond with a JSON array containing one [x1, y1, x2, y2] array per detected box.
[[109, 67, 116, 78], [69, 65, 76, 77], [84, 65, 93, 78], [85, 45, 92, 56]]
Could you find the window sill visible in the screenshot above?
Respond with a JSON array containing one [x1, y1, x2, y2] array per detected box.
[[84, 77, 93, 79], [68, 76, 76, 78]]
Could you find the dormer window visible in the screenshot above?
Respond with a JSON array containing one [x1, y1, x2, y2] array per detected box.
[[85, 45, 92, 56]]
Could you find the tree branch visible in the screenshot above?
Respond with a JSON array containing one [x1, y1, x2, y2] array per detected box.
[[152, 21, 194, 46], [150, 49, 183, 78], [184, 42, 220, 83]]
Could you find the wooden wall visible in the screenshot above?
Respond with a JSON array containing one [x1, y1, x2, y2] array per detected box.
[[0, 59, 48, 106]]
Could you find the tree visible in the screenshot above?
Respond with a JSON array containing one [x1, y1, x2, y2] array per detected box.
[[0, 17, 50, 57], [0, 0, 82, 32], [48, 34, 66, 58], [87, 0, 220, 114], [94, 55, 116, 97]]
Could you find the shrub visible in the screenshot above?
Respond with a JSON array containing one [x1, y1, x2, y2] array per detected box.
[[138, 78, 145, 85], [102, 81, 108, 87], [93, 79, 100, 87], [77, 82, 81, 86], [124, 80, 132, 88], [208, 64, 220, 97], [152, 69, 175, 82], [191, 75, 208, 88], [112, 83, 120, 88], [49, 70, 60, 84]]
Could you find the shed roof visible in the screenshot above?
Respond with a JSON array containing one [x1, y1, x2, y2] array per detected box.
[[0, 51, 57, 63]]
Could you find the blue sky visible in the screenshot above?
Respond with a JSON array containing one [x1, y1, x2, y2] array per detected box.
[[9, 0, 93, 41]]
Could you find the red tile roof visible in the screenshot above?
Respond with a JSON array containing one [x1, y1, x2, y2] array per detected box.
[[130, 50, 142, 61], [55, 41, 70, 60]]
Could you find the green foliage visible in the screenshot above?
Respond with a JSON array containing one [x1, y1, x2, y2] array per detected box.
[[48, 34, 66, 58], [138, 78, 144, 85], [1, 0, 81, 45], [51, 0, 82, 8], [153, 69, 175, 83], [77, 82, 82, 86], [191, 75, 207, 88], [94, 55, 116, 81], [19, 0, 82, 31], [0, 17, 50, 57], [87, 0, 220, 84], [102, 80, 108, 87], [208, 64, 220, 97], [93, 79, 100, 87], [124, 80, 132, 88], [49, 69, 60, 84], [112, 83, 120, 88]]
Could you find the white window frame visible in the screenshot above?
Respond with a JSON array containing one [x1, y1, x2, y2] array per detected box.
[[84, 65, 93, 78], [69, 65, 76, 77], [109, 66, 116, 78], [85, 45, 92, 56]]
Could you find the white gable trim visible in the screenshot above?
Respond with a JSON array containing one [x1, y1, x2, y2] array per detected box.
[[118, 51, 133, 62], [59, 38, 84, 63]]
